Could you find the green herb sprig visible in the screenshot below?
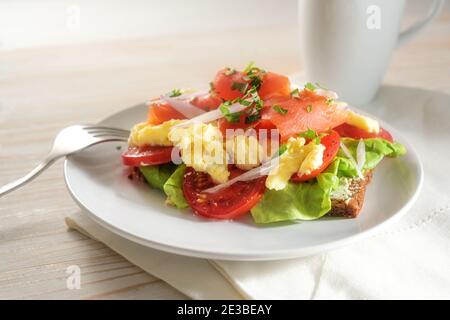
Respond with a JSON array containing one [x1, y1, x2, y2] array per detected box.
[[272, 104, 288, 115], [167, 89, 183, 97], [220, 102, 242, 123], [299, 128, 323, 144]]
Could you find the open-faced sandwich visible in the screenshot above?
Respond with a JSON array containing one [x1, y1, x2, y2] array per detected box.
[[122, 63, 406, 224]]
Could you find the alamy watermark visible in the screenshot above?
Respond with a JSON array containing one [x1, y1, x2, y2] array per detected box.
[[66, 265, 81, 290], [66, 5, 81, 31], [366, 5, 381, 30]]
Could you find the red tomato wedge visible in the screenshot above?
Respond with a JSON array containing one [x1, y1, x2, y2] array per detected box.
[[122, 146, 173, 166], [212, 68, 248, 101], [258, 72, 291, 100], [147, 101, 186, 125], [333, 123, 394, 143], [291, 130, 340, 182], [262, 90, 347, 141], [182, 167, 266, 220], [191, 94, 222, 111]]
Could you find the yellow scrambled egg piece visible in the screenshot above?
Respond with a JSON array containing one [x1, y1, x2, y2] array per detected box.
[[346, 110, 380, 134], [128, 120, 186, 147], [266, 137, 325, 190], [298, 143, 325, 175], [168, 123, 229, 184]]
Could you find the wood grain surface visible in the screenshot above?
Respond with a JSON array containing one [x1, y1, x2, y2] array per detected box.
[[1, 8, 449, 299]]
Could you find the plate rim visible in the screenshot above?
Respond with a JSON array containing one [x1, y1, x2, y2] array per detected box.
[[63, 98, 424, 261]]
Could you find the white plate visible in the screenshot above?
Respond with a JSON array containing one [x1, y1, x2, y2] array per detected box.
[[64, 89, 423, 261]]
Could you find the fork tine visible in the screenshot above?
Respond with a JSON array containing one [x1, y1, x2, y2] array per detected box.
[[91, 132, 130, 139], [87, 128, 130, 136], [92, 134, 129, 141], [84, 125, 130, 133]]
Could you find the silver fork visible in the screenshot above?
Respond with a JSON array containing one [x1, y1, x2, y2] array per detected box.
[[0, 125, 130, 198]]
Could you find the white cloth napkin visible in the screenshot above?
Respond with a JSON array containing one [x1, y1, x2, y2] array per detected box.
[[66, 85, 450, 299]]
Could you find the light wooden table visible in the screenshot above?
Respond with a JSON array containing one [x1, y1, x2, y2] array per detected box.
[[1, 9, 449, 299]]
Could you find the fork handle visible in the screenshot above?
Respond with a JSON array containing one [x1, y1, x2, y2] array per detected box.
[[0, 156, 60, 198]]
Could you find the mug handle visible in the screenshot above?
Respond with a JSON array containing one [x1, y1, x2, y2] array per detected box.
[[397, 0, 445, 46]]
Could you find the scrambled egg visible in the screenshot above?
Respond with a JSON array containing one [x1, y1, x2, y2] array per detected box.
[[299, 143, 325, 175], [129, 120, 186, 147], [128, 117, 330, 189], [266, 137, 325, 190], [226, 134, 265, 171], [168, 123, 229, 184], [346, 110, 380, 134]]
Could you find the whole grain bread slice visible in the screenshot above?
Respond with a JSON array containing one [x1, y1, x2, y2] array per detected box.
[[328, 171, 373, 218]]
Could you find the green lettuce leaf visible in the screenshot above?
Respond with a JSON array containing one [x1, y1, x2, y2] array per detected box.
[[251, 138, 406, 224], [140, 164, 189, 208], [163, 164, 189, 208], [251, 163, 339, 223], [336, 138, 406, 177], [140, 164, 177, 191]]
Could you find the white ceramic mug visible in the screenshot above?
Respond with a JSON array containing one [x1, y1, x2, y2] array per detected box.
[[298, 0, 445, 106]]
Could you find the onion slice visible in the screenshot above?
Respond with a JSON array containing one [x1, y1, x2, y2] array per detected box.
[[340, 141, 364, 179], [172, 102, 248, 128], [202, 159, 277, 194], [160, 95, 206, 118], [177, 90, 209, 100], [316, 88, 339, 100], [356, 139, 366, 172]]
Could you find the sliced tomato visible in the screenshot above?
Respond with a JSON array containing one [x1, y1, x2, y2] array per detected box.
[[147, 101, 186, 125], [291, 130, 340, 182], [191, 94, 222, 111], [262, 90, 347, 141], [333, 123, 394, 143], [182, 167, 266, 220], [122, 146, 173, 166], [258, 72, 291, 100], [212, 68, 248, 101]]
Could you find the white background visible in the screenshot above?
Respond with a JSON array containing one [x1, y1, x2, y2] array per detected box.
[[0, 0, 431, 50], [0, 0, 297, 50]]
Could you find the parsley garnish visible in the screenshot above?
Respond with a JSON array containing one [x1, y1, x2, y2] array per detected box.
[[272, 104, 288, 115], [235, 98, 252, 107], [245, 113, 261, 124], [326, 98, 334, 106], [249, 74, 263, 90], [243, 62, 264, 90], [246, 87, 264, 110], [231, 81, 249, 94], [299, 128, 322, 144], [241, 86, 264, 123], [291, 88, 300, 98], [220, 103, 242, 123], [299, 128, 317, 140], [167, 89, 183, 97], [220, 63, 266, 124], [306, 104, 313, 113], [278, 144, 288, 156], [243, 61, 255, 74], [304, 82, 316, 91]]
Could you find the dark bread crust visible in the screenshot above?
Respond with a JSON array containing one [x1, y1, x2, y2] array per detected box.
[[328, 171, 373, 218]]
